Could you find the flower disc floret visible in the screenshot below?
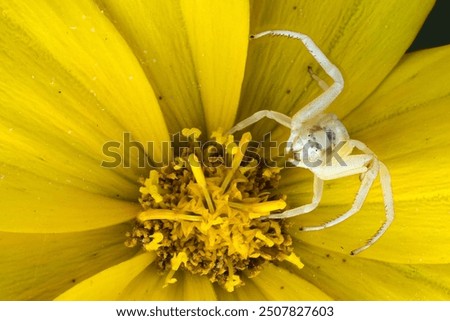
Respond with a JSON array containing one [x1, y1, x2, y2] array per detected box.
[[126, 129, 302, 291]]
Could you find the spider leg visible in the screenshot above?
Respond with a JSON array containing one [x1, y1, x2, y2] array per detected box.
[[308, 66, 329, 91], [227, 110, 292, 134], [229, 30, 343, 135], [253, 30, 344, 125], [300, 156, 378, 233], [300, 139, 394, 255], [351, 161, 394, 255], [252, 30, 344, 125], [349, 140, 394, 255], [268, 175, 323, 219]]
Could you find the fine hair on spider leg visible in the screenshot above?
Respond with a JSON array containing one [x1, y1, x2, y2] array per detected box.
[[228, 30, 394, 255]]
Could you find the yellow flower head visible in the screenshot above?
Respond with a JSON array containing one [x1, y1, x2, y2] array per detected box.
[[127, 128, 301, 292], [1, 0, 450, 301]]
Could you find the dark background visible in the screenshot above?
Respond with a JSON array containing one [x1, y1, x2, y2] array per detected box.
[[407, 0, 450, 52]]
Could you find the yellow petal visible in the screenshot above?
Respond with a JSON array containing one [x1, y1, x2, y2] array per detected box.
[[0, 123, 141, 200], [0, 0, 175, 232], [246, 263, 332, 300], [238, 0, 434, 138], [278, 168, 316, 208], [233, 277, 267, 300], [55, 252, 155, 300], [214, 284, 240, 301], [97, 0, 206, 133], [345, 44, 450, 262], [0, 0, 170, 183], [346, 44, 450, 158], [119, 266, 217, 300], [182, 273, 217, 300], [296, 243, 450, 300], [0, 161, 141, 232], [118, 262, 182, 300], [180, 0, 250, 135], [0, 224, 136, 300], [285, 45, 450, 264], [214, 263, 331, 300]]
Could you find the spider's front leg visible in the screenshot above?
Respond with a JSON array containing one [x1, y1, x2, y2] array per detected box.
[[227, 30, 344, 136], [227, 110, 292, 134]]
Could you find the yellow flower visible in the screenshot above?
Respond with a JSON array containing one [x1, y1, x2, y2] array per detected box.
[[1, 0, 450, 300]]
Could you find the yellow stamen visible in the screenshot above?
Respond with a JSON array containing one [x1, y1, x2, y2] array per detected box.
[[255, 230, 275, 247], [224, 261, 242, 292], [173, 157, 187, 170], [128, 128, 302, 292], [284, 252, 304, 269], [229, 199, 287, 218], [164, 252, 188, 286], [210, 128, 227, 145], [138, 209, 202, 222], [188, 153, 215, 213], [225, 141, 238, 170], [211, 128, 235, 146], [181, 128, 202, 140], [139, 170, 164, 203], [221, 132, 252, 191], [144, 232, 164, 251]]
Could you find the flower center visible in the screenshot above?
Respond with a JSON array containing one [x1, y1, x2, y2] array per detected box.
[[126, 128, 303, 292]]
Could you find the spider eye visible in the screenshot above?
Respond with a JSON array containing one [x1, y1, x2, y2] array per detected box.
[[309, 141, 322, 151]]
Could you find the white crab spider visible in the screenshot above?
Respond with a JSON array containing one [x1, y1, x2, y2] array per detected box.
[[228, 30, 394, 255]]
